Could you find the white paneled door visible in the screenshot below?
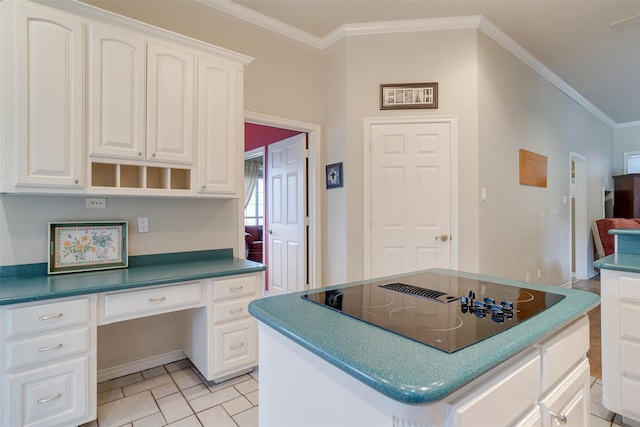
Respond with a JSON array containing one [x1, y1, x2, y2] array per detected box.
[[366, 118, 456, 278], [267, 134, 307, 295]]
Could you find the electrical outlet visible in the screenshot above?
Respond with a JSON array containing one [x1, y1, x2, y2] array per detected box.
[[86, 198, 106, 208], [137, 217, 149, 233], [537, 270, 542, 280], [525, 272, 532, 282]]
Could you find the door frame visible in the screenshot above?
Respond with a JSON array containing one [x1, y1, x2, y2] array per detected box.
[[363, 115, 459, 279], [570, 152, 589, 280], [244, 111, 322, 291]]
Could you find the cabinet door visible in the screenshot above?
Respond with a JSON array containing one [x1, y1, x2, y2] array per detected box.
[[14, 3, 84, 189], [5, 356, 92, 427], [539, 359, 590, 427], [197, 55, 241, 195], [88, 23, 146, 160], [147, 42, 194, 164], [213, 318, 257, 376]]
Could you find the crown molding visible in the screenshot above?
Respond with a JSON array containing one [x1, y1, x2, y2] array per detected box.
[[197, 0, 615, 127], [477, 17, 616, 128], [194, 0, 325, 48], [616, 120, 640, 129]]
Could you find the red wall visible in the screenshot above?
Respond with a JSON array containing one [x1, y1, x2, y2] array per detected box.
[[245, 123, 302, 151]]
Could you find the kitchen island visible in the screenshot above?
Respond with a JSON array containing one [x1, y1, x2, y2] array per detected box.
[[248, 269, 599, 427], [594, 228, 640, 426]]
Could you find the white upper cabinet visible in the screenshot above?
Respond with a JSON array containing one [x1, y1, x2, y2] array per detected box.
[[197, 55, 243, 196], [147, 42, 195, 164], [3, 1, 84, 191], [1, 0, 251, 197], [89, 27, 195, 165], [88, 23, 146, 160]]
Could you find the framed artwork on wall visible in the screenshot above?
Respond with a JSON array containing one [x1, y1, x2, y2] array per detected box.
[[48, 221, 128, 274], [326, 162, 344, 189], [380, 82, 438, 110]]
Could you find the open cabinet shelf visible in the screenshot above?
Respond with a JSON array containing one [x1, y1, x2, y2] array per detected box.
[[91, 162, 192, 192]]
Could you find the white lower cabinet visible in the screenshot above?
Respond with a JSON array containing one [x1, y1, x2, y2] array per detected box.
[[6, 356, 92, 427], [258, 315, 591, 427], [184, 273, 262, 383], [600, 269, 640, 424], [539, 359, 590, 427], [0, 296, 97, 427], [448, 351, 541, 426]]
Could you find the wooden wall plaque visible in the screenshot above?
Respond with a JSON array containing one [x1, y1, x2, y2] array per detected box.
[[519, 149, 547, 187]]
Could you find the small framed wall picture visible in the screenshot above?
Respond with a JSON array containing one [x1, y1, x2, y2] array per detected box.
[[48, 221, 128, 274], [326, 162, 343, 189], [380, 82, 438, 110]]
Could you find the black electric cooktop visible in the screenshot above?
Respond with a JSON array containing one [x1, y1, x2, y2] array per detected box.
[[302, 271, 565, 353]]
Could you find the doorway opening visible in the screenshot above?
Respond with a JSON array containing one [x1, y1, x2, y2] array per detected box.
[[570, 152, 588, 280], [243, 112, 322, 294]]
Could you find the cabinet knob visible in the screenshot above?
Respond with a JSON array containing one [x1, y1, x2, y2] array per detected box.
[[151, 152, 156, 158], [74, 178, 79, 184], [549, 410, 567, 425], [138, 152, 143, 157]]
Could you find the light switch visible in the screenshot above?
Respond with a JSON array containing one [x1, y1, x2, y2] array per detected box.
[[481, 187, 487, 201], [137, 217, 149, 233]]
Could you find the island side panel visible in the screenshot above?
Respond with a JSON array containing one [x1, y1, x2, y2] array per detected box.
[[257, 323, 445, 427]]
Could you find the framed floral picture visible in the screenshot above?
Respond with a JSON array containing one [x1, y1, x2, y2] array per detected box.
[[48, 221, 128, 274]]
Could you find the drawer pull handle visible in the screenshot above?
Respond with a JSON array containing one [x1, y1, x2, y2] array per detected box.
[[38, 313, 63, 321], [230, 307, 244, 314], [37, 393, 62, 404], [230, 286, 244, 291], [148, 297, 166, 303], [549, 410, 567, 425], [39, 344, 63, 352], [231, 342, 245, 350]]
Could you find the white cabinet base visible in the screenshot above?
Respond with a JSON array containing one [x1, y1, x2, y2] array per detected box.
[[257, 315, 591, 427]]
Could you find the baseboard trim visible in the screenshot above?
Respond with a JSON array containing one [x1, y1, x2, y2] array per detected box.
[[97, 349, 187, 383]]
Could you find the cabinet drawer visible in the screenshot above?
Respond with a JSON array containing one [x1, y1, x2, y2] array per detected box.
[[5, 356, 91, 427], [448, 351, 540, 427], [213, 297, 253, 324], [540, 316, 589, 392], [621, 303, 640, 340], [5, 298, 90, 337], [620, 276, 640, 302], [101, 281, 203, 323], [214, 319, 257, 374], [6, 327, 90, 371], [213, 275, 258, 301]]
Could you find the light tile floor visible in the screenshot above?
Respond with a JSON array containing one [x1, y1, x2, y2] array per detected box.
[[80, 360, 626, 426], [79, 359, 258, 427], [590, 376, 628, 427]]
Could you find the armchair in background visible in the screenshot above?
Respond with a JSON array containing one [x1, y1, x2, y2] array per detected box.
[[244, 225, 263, 263]]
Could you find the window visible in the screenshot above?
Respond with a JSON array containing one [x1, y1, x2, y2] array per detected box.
[[626, 151, 640, 174], [244, 177, 264, 225]]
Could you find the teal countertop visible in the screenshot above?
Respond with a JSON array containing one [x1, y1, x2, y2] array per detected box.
[[248, 268, 599, 405], [594, 253, 640, 273], [0, 249, 266, 305]]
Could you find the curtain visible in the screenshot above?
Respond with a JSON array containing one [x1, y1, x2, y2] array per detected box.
[[244, 159, 261, 209]]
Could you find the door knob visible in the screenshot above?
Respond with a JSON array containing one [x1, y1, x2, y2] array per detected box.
[[268, 229, 273, 235], [435, 234, 449, 241]]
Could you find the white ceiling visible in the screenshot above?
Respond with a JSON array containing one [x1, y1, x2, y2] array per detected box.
[[214, 0, 640, 126]]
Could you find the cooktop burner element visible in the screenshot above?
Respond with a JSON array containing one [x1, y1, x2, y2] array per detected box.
[[302, 271, 565, 353]]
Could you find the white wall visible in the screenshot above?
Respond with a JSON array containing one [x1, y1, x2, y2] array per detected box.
[[0, 195, 239, 265], [477, 32, 613, 284], [322, 29, 481, 283], [613, 123, 640, 175]]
